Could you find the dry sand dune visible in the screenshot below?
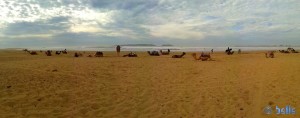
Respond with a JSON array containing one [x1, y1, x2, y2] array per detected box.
[[0, 50, 299, 118]]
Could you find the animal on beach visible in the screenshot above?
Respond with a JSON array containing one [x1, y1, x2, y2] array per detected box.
[[147, 51, 160, 56], [74, 52, 79, 57], [192, 52, 212, 61], [265, 51, 275, 58], [287, 48, 299, 53], [279, 50, 290, 53], [172, 52, 186, 58], [123, 52, 138, 57], [61, 49, 67, 54], [45, 50, 52, 56], [74, 52, 83, 57], [55, 51, 61, 55], [94, 51, 104, 57], [279, 47, 298, 53], [28, 51, 38, 55], [225, 47, 234, 55], [160, 49, 170, 55]]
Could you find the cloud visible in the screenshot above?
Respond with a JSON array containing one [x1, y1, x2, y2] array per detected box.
[[143, 23, 205, 40], [1, 0, 300, 47], [3, 16, 70, 36], [90, 0, 159, 11]]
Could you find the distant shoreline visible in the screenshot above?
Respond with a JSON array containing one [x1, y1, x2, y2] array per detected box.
[[3, 46, 300, 52]]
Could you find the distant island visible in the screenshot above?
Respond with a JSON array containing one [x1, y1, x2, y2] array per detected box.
[[161, 44, 173, 46], [119, 44, 156, 46]]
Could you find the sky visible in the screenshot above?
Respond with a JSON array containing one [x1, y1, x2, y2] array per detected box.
[[0, 0, 300, 48]]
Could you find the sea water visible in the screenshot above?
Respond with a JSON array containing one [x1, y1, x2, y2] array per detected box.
[[19, 46, 299, 52]]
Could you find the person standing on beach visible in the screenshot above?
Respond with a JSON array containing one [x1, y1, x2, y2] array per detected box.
[[211, 49, 214, 54], [238, 49, 241, 54], [116, 45, 121, 56]]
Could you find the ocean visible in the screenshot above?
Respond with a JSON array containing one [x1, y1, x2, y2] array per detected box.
[[22, 46, 299, 52]]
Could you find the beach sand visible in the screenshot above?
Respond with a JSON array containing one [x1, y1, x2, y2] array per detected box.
[[0, 50, 299, 117]]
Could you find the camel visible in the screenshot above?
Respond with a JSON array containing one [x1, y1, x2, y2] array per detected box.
[[172, 52, 186, 58], [94, 51, 103, 57], [192, 52, 212, 61], [28, 51, 38, 55], [279, 48, 299, 53], [147, 51, 160, 56], [225, 47, 234, 55], [265, 51, 275, 58], [55, 51, 61, 55], [74, 52, 83, 57], [62, 51, 67, 54], [228, 51, 234, 55], [74, 52, 79, 57], [61, 49, 67, 54], [287, 48, 299, 53], [160, 49, 170, 55], [123, 52, 138, 57], [23, 49, 31, 54], [292, 50, 299, 53], [45, 50, 52, 56], [279, 50, 289, 53]]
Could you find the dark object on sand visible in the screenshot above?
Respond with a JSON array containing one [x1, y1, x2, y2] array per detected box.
[[62, 49, 67, 54], [279, 47, 298, 53], [56, 51, 61, 55], [238, 49, 241, 54], [287, 48, 299, 53], [265, 51, 275, 58], [160, 49, 170, 55], [279, 50, 289, 53], [94, 51, 104, 57], [123, 52, 137, 57], [74, 52, 79, 57], [52, 69, 58, 72], [147, 51, 160, 56], [192, 52, 212, 61], [225, 47, 234, 55], [28, 51, 38, 55], [172, 52, 186, 58], [116, 45, 121, 56], [45, 50, 52, 56]]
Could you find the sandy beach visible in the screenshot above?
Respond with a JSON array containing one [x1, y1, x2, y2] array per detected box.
[[0, 50, 299, 118]]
